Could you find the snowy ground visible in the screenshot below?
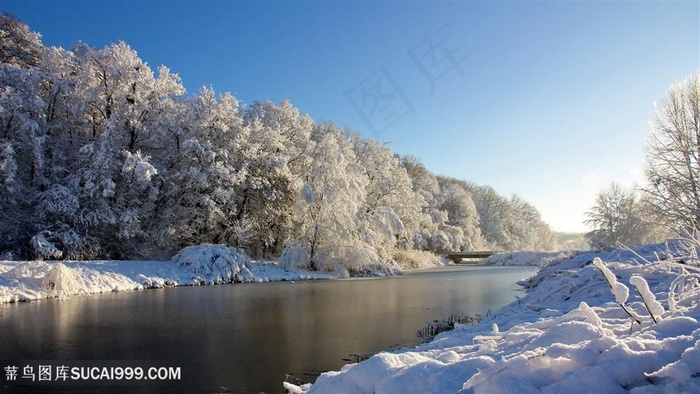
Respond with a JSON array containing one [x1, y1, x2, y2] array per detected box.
[[0, 245, 335, 303], [286, 242, 700, 393]]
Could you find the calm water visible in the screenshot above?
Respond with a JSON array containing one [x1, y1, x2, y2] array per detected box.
[[0, 265, 534, 393]]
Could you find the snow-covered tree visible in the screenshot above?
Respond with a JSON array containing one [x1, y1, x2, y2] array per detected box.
[[436, 178, 483, 250], [291, 129, 368, 271], [401, 156, 446, 250], [64, 42, 184, 258], [468, 184, 515, 249], [153, 88, 247, 253], [0, 62, 48, 256], [0, 13, 43, 68], [353, 138, 423, 255], [584, 182, 657, 250], [508, 195, 556, 251], [240, 100, 314, 256], [401, 155, 439, 210], [644, 73, 700, 231]]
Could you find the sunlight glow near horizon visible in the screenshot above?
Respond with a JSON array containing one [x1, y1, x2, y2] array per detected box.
[[4, 1, 698, 233]]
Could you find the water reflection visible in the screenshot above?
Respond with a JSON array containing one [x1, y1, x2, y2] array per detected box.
[[0, 266, 533, 393]]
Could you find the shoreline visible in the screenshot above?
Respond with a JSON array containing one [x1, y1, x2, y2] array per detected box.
[[1, 245, 468, 304], [0, 257, 338, 304], [0, 259, 488, 304]]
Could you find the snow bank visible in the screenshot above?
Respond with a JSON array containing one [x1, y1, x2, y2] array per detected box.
[[480, 251, 576, 266], [0, 244, 335, 303], [287, 242, 700, 393]]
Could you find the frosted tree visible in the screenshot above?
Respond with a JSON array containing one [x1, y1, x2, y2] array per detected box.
[[401, 155, 439, 210], [468, 184, 515, 250], [509, 195, 556, 251], [155, 88, 248, 253], [584, 182, 656, 250], [291, 129, 368, 271], [436, 177, 484, 251], [240, 100, 314, 256], [401, 156, 447, 250], [64, 42, 185, 257], [644, 73, 700, 231], [0, 13, 43, 68], [0, 62, 47, 256], [75, 41, 185, 150], [1, 40, 95, 258], [470, 190, 556, 251], [244, 99, 314, 178], [353, 138, 423, 257]]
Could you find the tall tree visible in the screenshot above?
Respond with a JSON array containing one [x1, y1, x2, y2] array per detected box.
[[436, 177, 484, 251], [644, 73, 700, 231], [293, 129, 367, 271], [353, 138, 423, 254]]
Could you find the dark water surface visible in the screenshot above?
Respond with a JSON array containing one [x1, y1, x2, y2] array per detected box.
[[0, 265, 534, 393]]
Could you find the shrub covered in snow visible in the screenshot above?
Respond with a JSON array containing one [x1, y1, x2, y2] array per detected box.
[[170, 244, 254, 284], [279, 240, 312, 271]]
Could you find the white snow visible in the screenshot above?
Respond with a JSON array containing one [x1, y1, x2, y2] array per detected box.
[[286, 242, 700, 393], [480, 251, 575, 267], [630, 274, 666, 321], [594, 257, 631, 305], [0, 244, 335, 303]]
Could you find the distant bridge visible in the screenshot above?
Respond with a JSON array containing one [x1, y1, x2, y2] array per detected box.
[[444, 251, 498, 264]]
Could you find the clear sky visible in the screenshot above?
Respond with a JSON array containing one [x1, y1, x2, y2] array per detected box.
[[3, 1, 699, 233]]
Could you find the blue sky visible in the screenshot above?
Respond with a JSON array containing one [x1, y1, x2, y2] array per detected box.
[[4, 1, 699, 232]]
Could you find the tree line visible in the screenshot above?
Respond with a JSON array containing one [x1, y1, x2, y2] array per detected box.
[[0, 14, 556, 271]]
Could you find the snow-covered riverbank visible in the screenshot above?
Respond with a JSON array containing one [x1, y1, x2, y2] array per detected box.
[[0, 245, 336, 303], [286, 242, 700, 393], [480, 251, 576, 266]]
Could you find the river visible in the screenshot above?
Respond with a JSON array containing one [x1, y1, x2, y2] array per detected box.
[[0, 265, 535, 393]]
